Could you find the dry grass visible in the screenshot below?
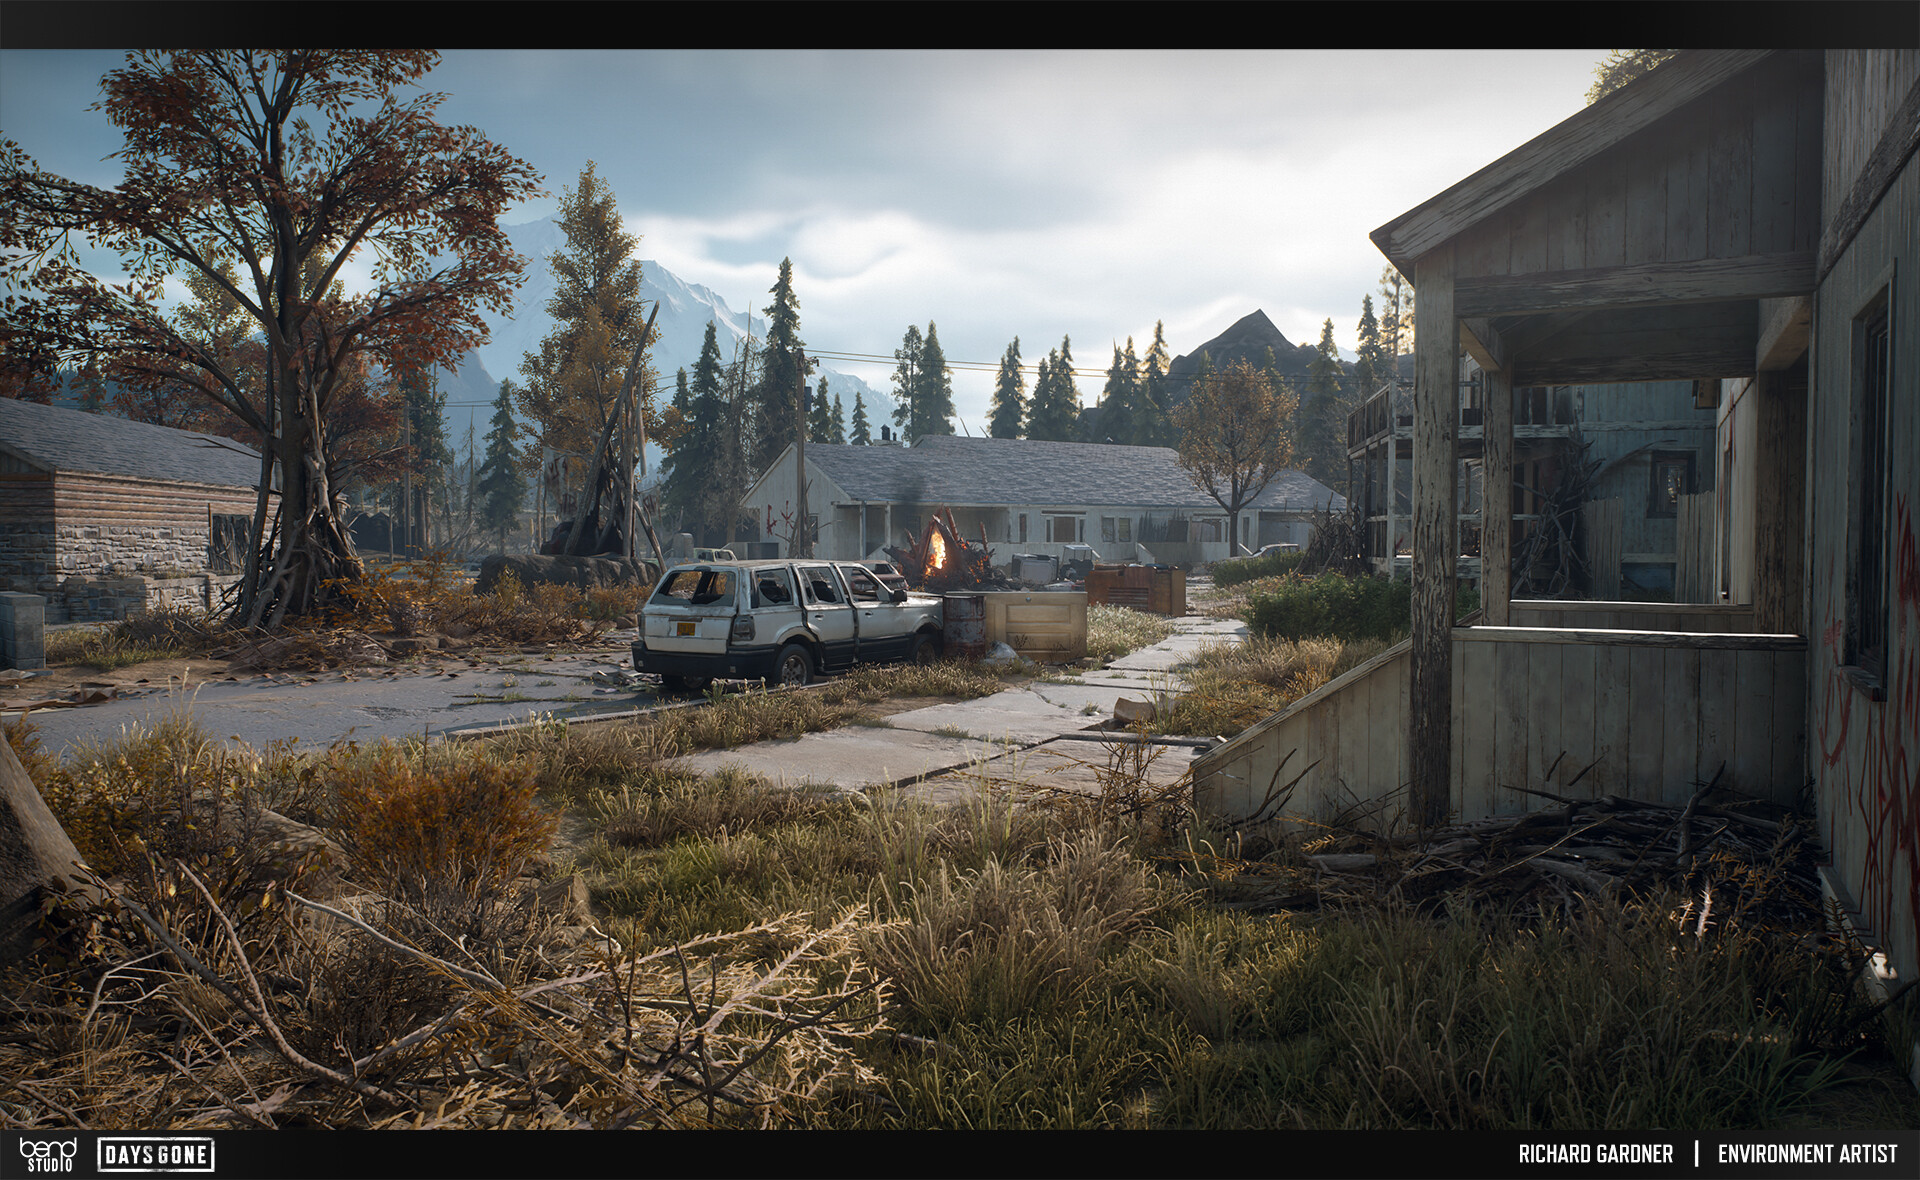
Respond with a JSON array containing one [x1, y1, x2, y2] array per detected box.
[[1085, 605, 1180, 665], [1157, 635, 1390, 738]]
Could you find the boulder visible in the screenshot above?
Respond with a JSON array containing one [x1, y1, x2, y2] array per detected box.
[[0, 735, 103, 962], [475, 555, 657, 597]]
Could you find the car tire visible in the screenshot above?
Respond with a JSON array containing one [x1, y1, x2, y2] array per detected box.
[[659, 673, 688, 692], [909, 631, 941, 665], [775, 643, 813, 688]]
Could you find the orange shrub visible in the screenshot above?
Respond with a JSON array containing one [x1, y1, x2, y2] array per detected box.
[[327, 742, 556, 903]]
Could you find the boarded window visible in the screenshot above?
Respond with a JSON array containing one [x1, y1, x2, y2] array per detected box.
[[1647, 452, 1693, 518], [1847, 292, 1892, 683], [1046, 515, 1082, 543], [209, 513, 250, 574]]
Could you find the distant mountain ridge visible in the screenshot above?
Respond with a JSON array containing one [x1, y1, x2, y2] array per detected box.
[[1163, 309, 1327, 405], [436, 218, 890, 457]]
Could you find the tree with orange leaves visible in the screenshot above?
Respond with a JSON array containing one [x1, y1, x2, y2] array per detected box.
[[1175, 358, 1298, 557], [0, 50, 540, 626]]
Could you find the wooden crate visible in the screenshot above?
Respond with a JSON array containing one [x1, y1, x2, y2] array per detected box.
[[1085, 564, 1186, 616], [980, 590, 1087, 662]]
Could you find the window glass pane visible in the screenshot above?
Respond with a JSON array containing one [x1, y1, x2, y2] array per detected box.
[[752, 568, 795, 607], [799, 565, 842, 604]]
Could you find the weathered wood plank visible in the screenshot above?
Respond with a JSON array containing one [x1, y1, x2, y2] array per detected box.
[[1495, 639, 1530, 816], [1818, 71, 1920, 283], [1624, 121, 1668, 266], [1450, 631, 1467, 817], [1770, 647, 1804, 805], [1592, 644, 1631, 799], [1482, 368, 1512, 625], [1460, 636, 1495, 820], [1627, 645, 1666, 801], [1751, 65, 1801, 258], [1663, 647, 1702, 804], [1409, 244, 1457, 829], [1732, 647, 1775, 799], [1708, 69, 1755, 260], [1752, 370, 1807, 634], [1696, 646, 1738, 791], [1457, 626, 1801, 650], [1584, 151, 1627, 269], [1558, 641, 1597, 797], [1455, 252, 1815, 318], [1527, 640, 1563, 803], [1374, 52, 1776, 266], [1756, 295, 1813, 371]]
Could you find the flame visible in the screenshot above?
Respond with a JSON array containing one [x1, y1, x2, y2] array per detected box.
[[927, 527, 950, 572]]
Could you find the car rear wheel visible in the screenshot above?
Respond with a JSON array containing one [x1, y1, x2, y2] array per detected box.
[[659, 674, 713, 694], [775, 643, 813, 688]]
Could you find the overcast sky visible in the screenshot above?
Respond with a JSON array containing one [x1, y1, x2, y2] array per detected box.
[[0, 49, 1603, 427]]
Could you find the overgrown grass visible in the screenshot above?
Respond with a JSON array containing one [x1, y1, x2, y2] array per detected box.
[[43, 604, 224, 671], [7, 667, 1913, 1132], [1209, 549, 1309, 587], [1086, 604, 1180, 664], [1156, 634, 1392, 738]]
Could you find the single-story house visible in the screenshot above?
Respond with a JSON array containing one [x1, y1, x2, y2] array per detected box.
[[1194, 50, 1918, 1060], [739, 434, 1345, 566], [0, 398, 269, 622]]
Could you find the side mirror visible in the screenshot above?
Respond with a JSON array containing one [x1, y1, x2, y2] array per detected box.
[[890, 588, 908, 604]]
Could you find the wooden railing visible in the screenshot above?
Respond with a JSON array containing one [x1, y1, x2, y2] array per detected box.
[[1193, 623, 1805, 830]]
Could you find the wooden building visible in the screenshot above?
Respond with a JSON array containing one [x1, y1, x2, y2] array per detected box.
[[1194, 51, 1918, 1056], [0, 399, 268, 622], [741, 435, 1342, 566], [1347, 371, 1716, 596]]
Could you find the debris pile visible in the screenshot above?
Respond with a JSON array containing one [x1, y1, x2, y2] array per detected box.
[[886, 510, 1014, 593], [1226, 769, 1826, 928]]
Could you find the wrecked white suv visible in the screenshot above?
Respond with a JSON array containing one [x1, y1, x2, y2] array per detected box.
[[634, 559, 945, 690]]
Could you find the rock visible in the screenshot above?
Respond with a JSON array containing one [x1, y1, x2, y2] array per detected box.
[[474, 555, 658, 597], [0, 735, 104, 962], [1112, 697, 1158, 726], [383, 636, 435, 658], [980, 642, 1024, 666]]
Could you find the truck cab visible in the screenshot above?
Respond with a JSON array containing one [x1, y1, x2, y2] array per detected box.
[[635, 558, 943, 690]]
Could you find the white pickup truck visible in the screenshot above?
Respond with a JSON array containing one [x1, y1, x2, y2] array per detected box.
[[634, 558, 945, 690]]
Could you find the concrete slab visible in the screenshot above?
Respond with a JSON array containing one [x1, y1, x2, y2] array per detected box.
[[897, 736, 1202, 808], [672, 724, 1020, 793]]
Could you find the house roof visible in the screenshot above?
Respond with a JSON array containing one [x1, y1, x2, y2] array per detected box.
[[1371, 50, 1777, 276], [0, 397, 265, 490], [786, 435, 1345, 514]]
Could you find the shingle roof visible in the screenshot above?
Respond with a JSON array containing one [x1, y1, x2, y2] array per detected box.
[[800, 435, 1344, 513], [0, 398, 265, 490]]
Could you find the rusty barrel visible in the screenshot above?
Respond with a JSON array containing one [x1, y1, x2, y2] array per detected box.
[[941, 592, 988, 661]]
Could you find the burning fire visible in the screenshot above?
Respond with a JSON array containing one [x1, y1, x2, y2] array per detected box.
[[927, 527, 950, 572], [888, 509, 996, 592]]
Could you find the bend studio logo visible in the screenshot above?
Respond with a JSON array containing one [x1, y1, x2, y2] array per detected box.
[[18, 1138, 78, 1174]]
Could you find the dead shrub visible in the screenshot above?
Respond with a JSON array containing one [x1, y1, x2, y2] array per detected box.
[[325, 741, 556, 909]]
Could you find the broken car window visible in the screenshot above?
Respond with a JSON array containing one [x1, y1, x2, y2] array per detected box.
[[798, 565, 842, 605], [753, 567, 796, 608], [652, 568, 735, 606]]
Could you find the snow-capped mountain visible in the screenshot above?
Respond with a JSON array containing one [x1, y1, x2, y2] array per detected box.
[[437, 217, 890, 458]]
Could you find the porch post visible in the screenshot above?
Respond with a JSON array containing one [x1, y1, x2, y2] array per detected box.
[[1482, 366, 1513, 625], [1752, 368, 1807, 633], [1410, 245, 1457, 830]]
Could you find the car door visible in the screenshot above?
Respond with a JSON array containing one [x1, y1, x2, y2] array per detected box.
[[838, 562, 907, 661], [797, 563, 857, 669]]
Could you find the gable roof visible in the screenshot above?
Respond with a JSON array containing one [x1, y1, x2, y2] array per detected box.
[[0, 398, 266, 490], [1371, 50, 1776, 276], [786, 435, 1344, 514]]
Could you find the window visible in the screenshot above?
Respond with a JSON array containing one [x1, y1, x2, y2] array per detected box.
[[1046, 514, 1082, 543], [1647, 451, 1693, 518], [1100, 516, 1132, 544], [1847, 288, 1892, 687], [1017, 514, 1028, 544], [751, 568, 795, 608], [798, 565, 842, 605], [653, 568, 735, 605]]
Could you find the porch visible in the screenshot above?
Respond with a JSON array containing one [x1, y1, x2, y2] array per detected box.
[[1192, 601, 1805, 829]]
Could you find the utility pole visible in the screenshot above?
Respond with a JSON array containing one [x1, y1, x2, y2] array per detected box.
[[794, 346, 808, 558]]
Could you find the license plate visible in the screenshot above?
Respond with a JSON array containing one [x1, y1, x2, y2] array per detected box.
[[676, 620, 696, 637]]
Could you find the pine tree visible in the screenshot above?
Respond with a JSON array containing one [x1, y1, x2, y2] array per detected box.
[[830, 390, 847, 445], [1302, 318, 1351, 494], [750, 258, 807, 472], [807, 372, 835, 443], [1025, 345, 1079, 442], [478, 378, 526, 551], [889, 324, 923, 439], [850, 389, 872, 445], [663, 321, 733, 542], [1378, 265, 1414, 368], [913, 322, 955, 440], [1095, 343, 1138, 445], [1354, 294, 1390, 398], [1139, 320, 1175, 447], [515, 162, 652, 464], [989, 336, 1025, 438]]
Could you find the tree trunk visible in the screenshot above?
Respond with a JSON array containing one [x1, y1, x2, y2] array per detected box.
[[1, 736, 102, 962], [247, 414, 364, 628]]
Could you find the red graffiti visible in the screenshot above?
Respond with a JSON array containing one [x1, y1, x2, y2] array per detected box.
[[1814, 493, 1919, 974]]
